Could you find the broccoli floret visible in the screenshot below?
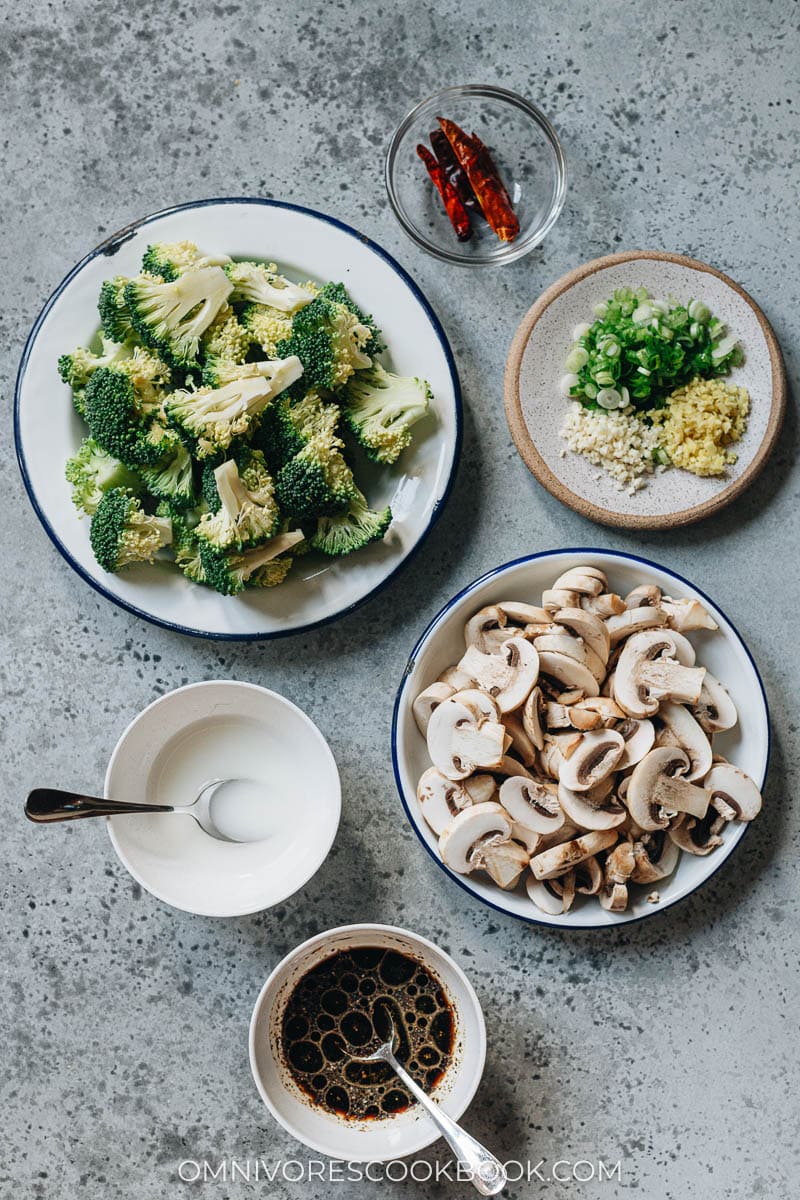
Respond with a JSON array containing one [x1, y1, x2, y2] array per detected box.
[[164, 357, 303, 458], [318, 282, 382, 358], [58, 337, 129, 390], [253, 390, 339, 470], [65, 437, 143, 516], [240, 303, 294, 358], [311, 490, 392, 557], [201, 304, 251, 367], [200, 459, 223, 512], [198, 530, 303, 595], [340, 362, 431, 464], [98, 277, 135, 342], [125, 265, 233, 367], [201, 357, 275, 389], [196, 454, 280, 551], [89, 488, 172, 573], [275, 283, 377, 392], [142, 241, 231, 281], [275, 428, 358, 520], [157, 500, 207, 583], [83, 367, 172, 466], [139, 441, 196, 507], [224, 261, 315, 312], [115, 345, 173, 409]]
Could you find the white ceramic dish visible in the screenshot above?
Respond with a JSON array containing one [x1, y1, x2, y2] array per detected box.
[[105, 681, 340, 916], [505, 251, 785, 529], [249, 923, 486, 1161], [15, 198, 461, 639], [392, 549, 770, 929]]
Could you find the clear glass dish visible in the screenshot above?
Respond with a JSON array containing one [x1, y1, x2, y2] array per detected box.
[[385, 83, 567, 267]]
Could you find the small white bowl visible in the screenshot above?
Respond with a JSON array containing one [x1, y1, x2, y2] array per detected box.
[[392, 549, 770, 929], [105, 681, 340, 917], [249, 924, 486, 1161]]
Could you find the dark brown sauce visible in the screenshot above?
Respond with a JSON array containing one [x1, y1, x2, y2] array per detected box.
[[281, 946, 455, 1120]]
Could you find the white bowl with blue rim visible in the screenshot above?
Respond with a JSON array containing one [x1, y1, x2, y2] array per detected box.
[[392, 549, 770, 929], [15, 198, 461, 640]]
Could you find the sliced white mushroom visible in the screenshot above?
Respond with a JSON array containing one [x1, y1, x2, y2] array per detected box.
[[438, 802, 513, 875], [530, 829, 619, 880], [660, 597, 718, 632], [631, 831, 680, 883], [573, 696, 625, 725], [554, 607, 611, 663], [521, 686, 545, 750], [450, 688, 500, 722], [537, 651, 601, 698], [502, 712, 539, 766], [539, 739, 565, 780], [526, 874, 572, 915], [497, 600, 552, 626], [662, 629, 696, 666], [557, 778, 627, 831], [535, 632, 606, 686], [542, 587, 582, 612], [614, 630, 706, 718], [615, 718, 656, 769], [458, 637, 539, 713], [598, 882, 629, 911], [463, 774, 498, 805], [494, 754, 536, 780], [606, 606, 669, 645], [413, 682, 455, 737], [473, 839, 530, 889], [690, 672, 738, 733], [657, 702, 713, 781], [417, 768, 472, 835], [551, 565, 607, 596], [625, 583, 662, 609], [438, 665, 474, 691], [535, 817, 583, 852], [581, 591, 626, 617], [464, 605, 508, 653], [558, 729, 625, 792], [427, 698, 506, 780], [626, 747, 712, 831], [500, 775, 564, 834], [704, 762, 762, 822], [574, 856, 603, 895], [668, 810, 725, 856]]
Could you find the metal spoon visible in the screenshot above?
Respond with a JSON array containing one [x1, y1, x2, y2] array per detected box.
[[352, 1018, 507, 1196], [25, 778, 267, 843]]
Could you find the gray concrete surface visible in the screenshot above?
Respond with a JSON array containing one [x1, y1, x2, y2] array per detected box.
[[1, 1, 797, 1197]]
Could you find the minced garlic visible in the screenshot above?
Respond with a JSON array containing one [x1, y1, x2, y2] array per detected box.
[[560, 402, 661, 493]]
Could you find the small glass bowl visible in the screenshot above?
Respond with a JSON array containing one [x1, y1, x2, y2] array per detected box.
[[385, 83, 567, 267]]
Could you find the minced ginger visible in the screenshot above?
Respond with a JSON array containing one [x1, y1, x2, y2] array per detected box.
[[650, 377, 750, 476]]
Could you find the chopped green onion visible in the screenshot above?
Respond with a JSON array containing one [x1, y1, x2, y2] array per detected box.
[[565, 346, 589, 372], [711, 334, 738, 360], [593, 302, 608, 318], [632, 304, 652, 323], [688, 299, 711, 323], [572, 322, 591, 341], [559, 373, 579, 396], [596, 388, 622, 409]]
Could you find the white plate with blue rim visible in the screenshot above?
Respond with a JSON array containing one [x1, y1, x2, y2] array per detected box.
[[392, 548, 770, 929], [14, 198, 461, 640]]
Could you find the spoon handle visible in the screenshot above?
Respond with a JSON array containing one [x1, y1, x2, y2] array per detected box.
[[25, 788, 172, 823], [386, 1051, 507, 1196]]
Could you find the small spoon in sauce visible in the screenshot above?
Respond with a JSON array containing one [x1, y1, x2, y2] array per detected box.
[[352, 1017, 507, 1196], [25, 778, 273, 843]]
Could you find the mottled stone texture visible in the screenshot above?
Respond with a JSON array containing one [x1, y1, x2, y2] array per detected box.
[[1, 1, 797, 1197]]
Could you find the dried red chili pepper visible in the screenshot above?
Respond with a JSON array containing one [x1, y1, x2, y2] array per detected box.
[[429, 128, 480, 213], [416, 143, 472, 241], [437, 117, 520, 243]]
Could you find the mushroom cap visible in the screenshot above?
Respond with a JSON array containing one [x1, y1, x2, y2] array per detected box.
[[704, 762, 762, 822], [625, 584, 662, 609], [581, 591, 626, 617], [438, 665, 474, 691], [413, 681, 455, 737], [657, 702, 713, 781], [497, 600, 552, 626], [557, 779, 627, 831], [463, 774, 498, 805], [542, 587, 582, 612], [574, 855, 604, 895], [503, 712, 538, 766], [535, 632, 606, 686], [426, 698, 506, 780], [459, 637, 540, 714], [616, 718, 656, 769], [661, 597, 718, 632], [606, 605, 669, 646], [552, 565, 607, 596], [464, 605, 507, 653], [604, 838, 635, 884], [667, 811, 724, 856], [614, 629, 705, 718], [554, 607, 611, 663], [500, 775, 564, 834], [438, 801, 513, 874], [598, 882, 629, 911], [450, 688, 500, 722], [526, 874, 569, 915], [627, 746, 712, 830], [558, 728, 625, 792], [530, 829, 619, 880], [691, 671, 738, 733], [538, 650, 600, 698], [417, 767, 471, 835], [631, 831, 680, 883], [522, 686, 545, 750]]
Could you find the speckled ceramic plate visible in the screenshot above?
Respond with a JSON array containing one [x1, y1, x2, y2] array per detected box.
[[504, 251, 785, 529], [392, 549, 770, 930], [15, 198, 461, 639]]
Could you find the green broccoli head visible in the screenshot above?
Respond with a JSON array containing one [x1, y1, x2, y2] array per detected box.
[[240, 303, 294, 357], [139, 441, 196, 507], [196, 453, 280, 551], [89, 488, 172, 572], [98, 277, 135, 342], [125, 265, 233, 367], [58, 337, 129, 390], [340, 362, 431, 464], [157, 500, 207, 583], [274, 428, 358, 520], [275, 282, 380, 392], [198, 530, 303, 595], [201, 357, 274, 390], [201, 304, 252, 368], [252, 390, 339, 471], [141, 241, 231, 280], [164, 357, 303, 459], [83, 367, 172, 466], [311, 490, 392, 557], [65, 438, 143, 517], [224, 261, 315, 312]]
